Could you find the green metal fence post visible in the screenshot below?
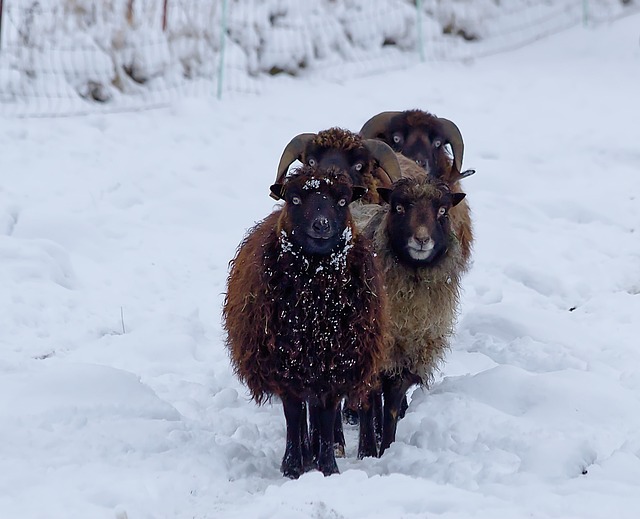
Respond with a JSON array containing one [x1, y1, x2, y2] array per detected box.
[[217, 0, 229, 100], [583, 0, 589, 27], [416, 0, 425, 62], [0, 0, 4, 52]]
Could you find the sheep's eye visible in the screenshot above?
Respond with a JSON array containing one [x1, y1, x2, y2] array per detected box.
[[438, 206, 447, 217], [292, 196, 302, 205], [354, 162, 363, 172], [338, 198, 347, 207], [433, 140, 442, 148], [395, 204, 405, 214], [392, 134, 402, 144], [308, 157, 317, 167]]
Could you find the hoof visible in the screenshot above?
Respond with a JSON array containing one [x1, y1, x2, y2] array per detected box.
[[281, 464, 303, 479], [334, 443, 346, 458], [357, 447, 378, 459], [317, 449, 340, 476], [281, 457, 304, 479], [319, 462, 340, 476]]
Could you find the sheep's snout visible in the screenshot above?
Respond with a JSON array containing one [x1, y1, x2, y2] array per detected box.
[[407, 228, 435, 260], [290, 192, 346, 255], [303, 213, 341, 254], [311, 215, 331, 237]]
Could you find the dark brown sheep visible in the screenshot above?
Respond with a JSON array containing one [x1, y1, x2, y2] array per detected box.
[[357, 176, 469, 457], [223, 165, 388, 478], [272, 127, 402, 446], [273, 127, 401, 204], [360, 109, 475, 264]]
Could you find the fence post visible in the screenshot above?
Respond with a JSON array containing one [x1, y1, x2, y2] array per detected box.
[[162, 0, 168, 32], [0, 0, 4, 52], [582, 0, 589, 26], [217, 0, 229, 100], [126, 0, 134, 26], [416, 0, 425, 62]]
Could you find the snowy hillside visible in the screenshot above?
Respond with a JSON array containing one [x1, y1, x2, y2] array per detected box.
[[1, 12, 640, 519]]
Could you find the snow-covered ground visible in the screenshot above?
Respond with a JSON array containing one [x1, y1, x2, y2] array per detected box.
[[1, 13, 639, 519]]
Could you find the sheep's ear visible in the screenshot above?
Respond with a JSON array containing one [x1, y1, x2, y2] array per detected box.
[[377, 187, 393, 204], [351, 186, 368, 202], [451, 192, 466, 207], [269, 183, 285, 200]]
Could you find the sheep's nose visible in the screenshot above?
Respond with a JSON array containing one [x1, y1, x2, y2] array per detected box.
[[312, 216, 330, 235], [414, 226, 430, 244]]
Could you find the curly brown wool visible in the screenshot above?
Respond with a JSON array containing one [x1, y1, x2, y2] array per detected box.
[[312, 127, 364, 152], [222, 166, 388, 478]]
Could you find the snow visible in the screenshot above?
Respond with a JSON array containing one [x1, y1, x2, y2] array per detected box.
[[2, 12, 640, 519]]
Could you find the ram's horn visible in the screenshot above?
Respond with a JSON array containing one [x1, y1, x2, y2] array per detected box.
[[359, 111, 402, 139], [449, 168, 476, 185], [437, 117, 464, 176], [271, 133, 316, 200], [364, 139, 402, 183]]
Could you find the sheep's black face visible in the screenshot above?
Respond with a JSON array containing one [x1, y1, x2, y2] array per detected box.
[[382, 113, 448, 176], [379, 179, 465, 268], [274, 170, 362, 256], [305, 145, 372, 189]]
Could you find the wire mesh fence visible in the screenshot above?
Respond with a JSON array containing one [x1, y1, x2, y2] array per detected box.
[[0, 0, 637, 117]]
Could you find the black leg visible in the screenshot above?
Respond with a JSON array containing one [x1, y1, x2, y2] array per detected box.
[[342, 397, 360, 425], [373, 390, 383, 446], [333, 405, 346, 458], [398, 394, 409, 420], [380, 374, 414, 455], [316, 399, 340, 476], [309, 402, 320, 465], [281, 396, 305, 479], [357, 391, 378, 459], [300, 401, 314, 471]]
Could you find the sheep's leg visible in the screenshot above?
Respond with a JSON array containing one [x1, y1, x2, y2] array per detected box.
[[281, 396, 305, 479], [308, 403, 321, 464], [357, 391, 379, 459], [380, 375, 414, 455], [342, 397, 360, 425], [373, 390, 383, 446], [316, 399, 340, 476], [333, 405, 346, 458], [300, 401, 315, 471], [398, 395, 409, 420], [311, 402, 344, 462]]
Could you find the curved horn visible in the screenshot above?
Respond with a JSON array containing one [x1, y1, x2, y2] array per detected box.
[[364, 139, 402, 183], [359, 111, 402, 139], [437, 117, 464, 176], [271, 133, 316, 200]]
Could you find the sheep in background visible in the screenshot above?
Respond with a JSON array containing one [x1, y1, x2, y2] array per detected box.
[[272, 127, 401, 204], [360, 109, 474, 184], [223, 165, 389, 478], [357, 175, 469, 458], [360, 109, 475, 264]]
